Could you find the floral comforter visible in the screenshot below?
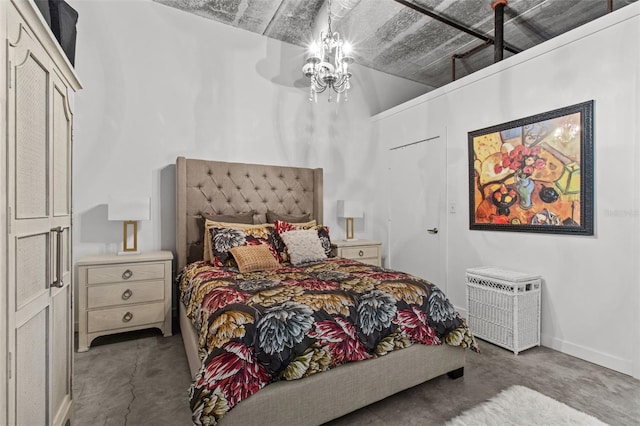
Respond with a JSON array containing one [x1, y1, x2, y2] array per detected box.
[[179, 258, 478, 425]]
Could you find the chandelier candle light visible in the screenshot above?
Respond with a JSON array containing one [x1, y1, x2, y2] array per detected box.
[[302, 0, 354, 102]]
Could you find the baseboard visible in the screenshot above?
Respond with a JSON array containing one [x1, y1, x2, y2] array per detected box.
[[457, 305, 632, 375], [541, 334, 633, 376]]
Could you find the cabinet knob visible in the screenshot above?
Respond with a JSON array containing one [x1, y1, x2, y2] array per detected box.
[[122, 312, 133, 323], [122, 289, 133, 300], [358, 250, 364, 257], [122, 269, 133, 280]]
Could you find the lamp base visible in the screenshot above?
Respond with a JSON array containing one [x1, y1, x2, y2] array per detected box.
[[121, 220, 139, 254], [345, 217, 355, 240]]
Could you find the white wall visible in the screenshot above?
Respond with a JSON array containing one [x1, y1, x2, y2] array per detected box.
[[70, 0, 429, 263], [373, 4, 640, 378]]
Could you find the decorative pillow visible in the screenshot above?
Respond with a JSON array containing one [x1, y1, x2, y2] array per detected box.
[[266, 210, 311, 224], [206, 222, 280, 266], [229, 244, 280, 273], [279, 229, 327, 266], [201, 213, 255, 262], [273, 220, 332, 262], [203, 220, 271, 262]]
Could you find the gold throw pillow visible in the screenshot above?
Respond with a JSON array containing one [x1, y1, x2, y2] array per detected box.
[[229, 244, 280, 273]]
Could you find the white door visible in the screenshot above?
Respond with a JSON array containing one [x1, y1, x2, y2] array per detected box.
[[388, 135, 447, 289], [6, 11, 74, 426]]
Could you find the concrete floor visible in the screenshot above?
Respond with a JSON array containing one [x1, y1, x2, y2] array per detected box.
[[73, 329, 640, 426]]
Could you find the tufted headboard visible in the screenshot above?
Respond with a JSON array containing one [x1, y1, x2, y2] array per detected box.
[[175, 157, 323, 271]]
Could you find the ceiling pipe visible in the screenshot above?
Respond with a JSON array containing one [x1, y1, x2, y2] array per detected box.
[[492, 0, 507, 62], [393, 0, 522, 55], [607, 0, 613, 13], [451, 41, 492, 81]]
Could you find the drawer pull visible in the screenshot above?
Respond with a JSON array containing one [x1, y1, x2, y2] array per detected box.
[[122, 312, 133, 323], [358, 250, 364, 257], [122, 269, 133, 280], [122, 289, 133, 300]]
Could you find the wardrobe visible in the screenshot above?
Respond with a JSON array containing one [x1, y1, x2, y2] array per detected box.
[[1, 1, 81, 424]]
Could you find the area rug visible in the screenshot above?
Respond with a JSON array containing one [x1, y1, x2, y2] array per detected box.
[[445, 385, 608, 426]]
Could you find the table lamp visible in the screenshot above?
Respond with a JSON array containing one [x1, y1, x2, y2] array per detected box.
[[108, 196, 150, 255], [337, 200, 364, 240]]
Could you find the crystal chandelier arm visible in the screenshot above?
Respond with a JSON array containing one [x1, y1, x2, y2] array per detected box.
[[311, 74, 329, 92], [332, 76, 350, 93]]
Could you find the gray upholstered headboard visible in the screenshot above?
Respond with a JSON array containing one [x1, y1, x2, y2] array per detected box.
[[175, 157, 323, 271]]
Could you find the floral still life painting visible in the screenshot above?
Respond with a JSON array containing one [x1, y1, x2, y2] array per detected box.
[[468, 101, 593, 235]]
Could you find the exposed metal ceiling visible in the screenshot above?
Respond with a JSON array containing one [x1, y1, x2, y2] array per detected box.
[[153, 0, 637, 92]]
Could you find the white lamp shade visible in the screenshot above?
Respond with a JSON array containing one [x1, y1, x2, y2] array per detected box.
[[337, 200, 364, 219], [108, 197, 150, 221]]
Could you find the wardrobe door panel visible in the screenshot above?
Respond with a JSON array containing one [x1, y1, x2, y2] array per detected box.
[[15, 52, 49, 219], [16, 308, 49, 426], [8, 10, 54, 426], [15, 232, 49, 308]]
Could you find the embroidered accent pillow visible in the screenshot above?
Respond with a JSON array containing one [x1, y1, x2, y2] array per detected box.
[[273, 220, 332, 262], [279, 229, 327, 266], [229, 244, 280, 273]]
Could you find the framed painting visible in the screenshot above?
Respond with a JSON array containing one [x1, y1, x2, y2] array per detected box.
[[468, 100, 594, 235]]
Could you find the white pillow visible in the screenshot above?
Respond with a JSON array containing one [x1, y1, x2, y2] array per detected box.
[[279, 229, 327, 266]]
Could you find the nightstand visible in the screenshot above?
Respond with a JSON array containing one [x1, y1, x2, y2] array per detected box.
[[331, 240, 382, 266], [76, 251, 173, 352]]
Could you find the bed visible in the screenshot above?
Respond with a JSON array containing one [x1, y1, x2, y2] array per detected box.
[[175, 157, 477, 425]]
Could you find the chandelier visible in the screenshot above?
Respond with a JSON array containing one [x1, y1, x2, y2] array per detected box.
[[302, 0, 354, 102]]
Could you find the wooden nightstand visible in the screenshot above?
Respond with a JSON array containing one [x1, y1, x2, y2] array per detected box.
[[76, 251, 173, 352], [331, 240, 382, 266]]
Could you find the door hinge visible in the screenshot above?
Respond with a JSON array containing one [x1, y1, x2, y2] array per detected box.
[[7, 352, 11, 379]]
